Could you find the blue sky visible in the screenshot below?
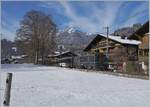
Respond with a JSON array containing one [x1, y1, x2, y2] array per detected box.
[[1, 0, 149, 41]]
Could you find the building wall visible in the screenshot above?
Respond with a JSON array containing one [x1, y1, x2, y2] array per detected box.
[[138, 33, 149, 73], [139, 33, 149, 57]]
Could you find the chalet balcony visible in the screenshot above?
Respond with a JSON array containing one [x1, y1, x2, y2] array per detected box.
[[95, 41, 115, 49]]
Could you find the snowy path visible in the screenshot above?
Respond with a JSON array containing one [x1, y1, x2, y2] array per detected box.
[[0, 64, 150, 107]]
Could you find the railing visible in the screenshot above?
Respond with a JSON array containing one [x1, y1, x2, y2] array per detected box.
[[95, 42, 115, 49]]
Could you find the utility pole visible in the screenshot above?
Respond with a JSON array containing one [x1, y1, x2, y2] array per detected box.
[[104, 26, 109, 58]]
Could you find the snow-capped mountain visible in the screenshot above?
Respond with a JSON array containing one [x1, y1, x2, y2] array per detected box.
[[113, 23, 142, 37], [55, 27, 94, 54], [64, 27, 76, 33]]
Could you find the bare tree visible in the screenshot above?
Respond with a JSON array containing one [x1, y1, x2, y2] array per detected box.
[[15, 10, 57, 64]]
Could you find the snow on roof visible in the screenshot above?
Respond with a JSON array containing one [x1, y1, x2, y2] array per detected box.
[[11, 55, 27, 59], [99, 34, 141, 45], [48, 51, 77, 57], [11, 56, 22, 59], [54, 51, 75, 56]]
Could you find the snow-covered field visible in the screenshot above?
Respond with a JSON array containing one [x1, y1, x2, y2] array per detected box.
[[0, 64, 150, 107]]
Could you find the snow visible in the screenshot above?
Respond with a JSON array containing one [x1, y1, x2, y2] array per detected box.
[[10, 55, 27, 60], [99, 34, 141, 45], [0, 64, 150, 107], [63, 27, 75, 34]]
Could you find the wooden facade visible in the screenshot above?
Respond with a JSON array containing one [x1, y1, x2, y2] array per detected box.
[[128, 21, 149, 59], [83, 34, 140, 71], [139, 33, 149, 57], [48, 51, 77, 68], [128, 21, 149, 74]]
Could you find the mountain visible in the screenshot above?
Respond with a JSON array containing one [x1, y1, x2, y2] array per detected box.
[[64, 27, 76, 33], [113, 23, 142, 37], [55, 27, 93, 54]]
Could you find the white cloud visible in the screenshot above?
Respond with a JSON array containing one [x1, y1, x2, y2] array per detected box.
[[42, 1, 148, 34], [40, 1, 64, 15], [59, 1, 125, 33], [59, 1, 99, 33], [102, 2, 123, 27], [123, 3, 148, 27], [3, 1, 147, 41]]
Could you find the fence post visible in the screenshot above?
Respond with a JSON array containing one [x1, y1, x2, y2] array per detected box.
[[3, 73, 13, 106], [123, 62, 126, 72]]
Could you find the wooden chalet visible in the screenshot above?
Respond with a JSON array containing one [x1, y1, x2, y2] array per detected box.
[[48, 51, 77, 68], [128, 21, 149, 61], [83, 34, 141, 71], [128, 21, 149, 74]]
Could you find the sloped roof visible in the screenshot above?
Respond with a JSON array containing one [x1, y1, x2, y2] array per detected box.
[[84, 34, 141, 51], [104, 35, 141, 45], [48, 51, 77, 58], [11, 55, 28, 59]]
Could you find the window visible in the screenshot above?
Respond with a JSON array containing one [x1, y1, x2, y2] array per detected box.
[[128, 46, 138, 60]]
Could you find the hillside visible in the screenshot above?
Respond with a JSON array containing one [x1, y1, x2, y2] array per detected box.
[[55, 27, 94, 54], [113, 23, 142, 37]]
